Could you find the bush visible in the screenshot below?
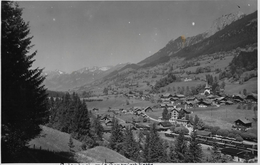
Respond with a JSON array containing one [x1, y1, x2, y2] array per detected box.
[[216, 129, 229, 137], [174, 126, 189, 135], [235, 134, 243, 141]]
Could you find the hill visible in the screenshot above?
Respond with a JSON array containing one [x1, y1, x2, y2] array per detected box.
[[75, 146, 135, 163]]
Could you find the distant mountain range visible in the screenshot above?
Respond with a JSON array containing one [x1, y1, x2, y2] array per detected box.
[[43, 11, 257, 92], [43, 64, 128, 91]]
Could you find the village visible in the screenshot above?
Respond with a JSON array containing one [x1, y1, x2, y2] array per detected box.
[[88, 82, 258, 163]]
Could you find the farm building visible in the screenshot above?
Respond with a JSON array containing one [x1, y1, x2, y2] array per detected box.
[[197, 100, 212, 107], [245, 93, 257, 103], [175, 119, 189, 126], [234, 118, 252, 128], [144, 106, 153, 112], [232, 94, 245, 102], [220, 148, 256, 162], [157, 122, 173, 131]]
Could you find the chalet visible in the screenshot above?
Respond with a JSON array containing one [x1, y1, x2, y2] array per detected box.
[[92, 108, 99, 112], [135, 123, 150, 130], [198, 100, 212, 107], [144, 106, 153, 112], [245, 93, 257, 103], [184, 101, 196, 109], [160, 104, 167, 109], [232, 94, 245, 102], [169, 107, 182, 121], [221, 148, 256, 162], [157, 122, 173, 131], [234, 118, 252, 128], [207, 94, 216, 99], [161, 93, 172, 99], [175, 119, 189, 126]]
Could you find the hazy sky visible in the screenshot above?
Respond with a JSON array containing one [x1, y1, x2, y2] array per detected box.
[[18, 0, 257, 73]]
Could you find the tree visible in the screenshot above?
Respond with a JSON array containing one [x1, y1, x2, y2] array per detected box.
[[103, 87, 108, 95], [109, 117, 124, 152], [2, 1, 49, 162], [174, 131, 188, 162], [187, 131, 203, 163], [68, 135, 75, 152], [123, 127, 140, 161], [91, 115, 104, 141], [146, 123, 165, 162], [162, 107, 170, 120]]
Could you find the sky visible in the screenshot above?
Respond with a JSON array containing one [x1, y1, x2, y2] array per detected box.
[[18, 0, 257, 73]]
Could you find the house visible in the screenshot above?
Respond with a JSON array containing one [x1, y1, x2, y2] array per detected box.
[[175, 119, 189, 126], [184, 78, 192, 82], [144, 106, 153, 112], [234, 118, 252, 128], [92, 108, 99, 112], [232, 94, 245, 102], [198, 100, 212, 107], [184, 101, 196, 109], [135, 123, 150, 130], [157, 122, 173, 131], [245, 93, 257, 103], [221, 148, 256, 162]]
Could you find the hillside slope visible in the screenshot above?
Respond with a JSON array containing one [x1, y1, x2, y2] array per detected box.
[[75, 146, 135, 163]]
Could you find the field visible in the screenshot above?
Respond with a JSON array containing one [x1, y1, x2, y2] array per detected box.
[[224, 77, 257, 94], [190, 104, 257, 130], [29, 125, 82, 152]]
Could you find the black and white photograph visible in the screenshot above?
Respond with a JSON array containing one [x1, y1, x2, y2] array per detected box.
[[1, 0, 258, 163]]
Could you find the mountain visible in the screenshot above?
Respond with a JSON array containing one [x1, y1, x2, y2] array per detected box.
[[43, 64, 128, 91], [175, 11, 256, 60], [138, 11, 247, 68]]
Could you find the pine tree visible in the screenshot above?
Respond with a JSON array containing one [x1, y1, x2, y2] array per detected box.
[[174, 130, 188, 162], [168, 143, 177, 163], [123, 127, 140, 161], [75, 102, 91, 141], [109, 117, 124, 152], [91, 115, 104, 141], [2, 1, 48, 162], [68, 135, 75, 152], [143, 131, 152, 162], [187, 131, 203, 163]]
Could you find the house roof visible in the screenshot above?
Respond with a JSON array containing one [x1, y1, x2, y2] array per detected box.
[[158, 122, 172, 127], [235, 118, 252, 124]]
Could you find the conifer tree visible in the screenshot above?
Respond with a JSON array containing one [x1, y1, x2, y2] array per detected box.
[[109, 117, 124, 152], [75, 102, 91, 141], [174, 130, 188, 162], [2, 1, 48, 161], [91, 115, 104, 141], [123, 127, 140, 161], [68, 135, 75, 152], [187, 131, 203, 163], [168, 143, 177, 163], [149, 123, 164, 162]]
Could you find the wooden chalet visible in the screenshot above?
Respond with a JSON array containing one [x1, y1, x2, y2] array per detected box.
[[175, 119, 189, 126], [144, 106, 153, 112], [92, 108, 99, 112], [245, 93, 257, 103], [234, 118, 252, 128], [232, 94, 245, 102], [198, 100, 212, 107], [157, 122, 172, 131], [221, 148, 256, 162]]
